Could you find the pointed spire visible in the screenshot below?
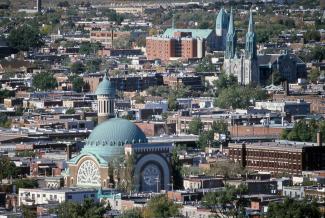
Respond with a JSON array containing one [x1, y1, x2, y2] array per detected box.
[[225, 8, 236, 59], [228, 8, 234, 34], [248, 9, 254, 33]]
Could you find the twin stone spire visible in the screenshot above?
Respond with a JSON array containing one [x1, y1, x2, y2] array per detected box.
[[225, 9, 257, 60]]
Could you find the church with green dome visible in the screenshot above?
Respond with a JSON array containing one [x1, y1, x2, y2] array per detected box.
[[63, 75, 173, 193]]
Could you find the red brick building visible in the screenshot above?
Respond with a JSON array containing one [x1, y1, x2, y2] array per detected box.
[[146, 32, 205, 62], [228, 141, 325, 176]]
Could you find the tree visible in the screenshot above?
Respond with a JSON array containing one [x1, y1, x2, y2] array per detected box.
[[206, 160, 245, 178], [195, 57, 215, 72], [51, 198, 109, 218], [304, 30, 321, 43], [32, 72, 57, 91], [70, 61, 85, 74], [188, 117, 204, 135], [0, 157, 20, 180], [214, 85, 267, 109], [143, 195, 179, 218], [0, 113, 11, 128], [171, 149, 183, 189], [120, 208, 143, 218], [213, 73, 237, 95], [197, 130, 214, 148], [65, 108, 76, 114], [202, 184, 248, 217], [113, 34, 131, 49], [70, 75, 85, 93], [13, 179, 38, 193], [57, 1, 70, 7], [85, 59, 101, 73], [79, 42, 101, 55], [167, 96, 178, 111], [8, 24, 44, 51], [124, 154, 136, 193], [267, 198, 320, 218], [309, 68, 321, 83], [101, 9, 125, 24]]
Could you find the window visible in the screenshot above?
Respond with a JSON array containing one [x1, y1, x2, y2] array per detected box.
[[43, 194, 46, 197], [54, 195, 57, 199], [67, 195, 72, 199], [37, 194, 40, 198]]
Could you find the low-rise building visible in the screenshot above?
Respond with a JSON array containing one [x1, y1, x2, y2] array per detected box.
[[228, 140, 325, 176], [183, 176, 224, 190], [255, 99, 310, 115], [18, 188, 116, 206], [282, 186, 305, 199]]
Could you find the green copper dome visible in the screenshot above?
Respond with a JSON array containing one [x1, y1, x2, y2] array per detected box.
[[95, 74, 115, 96], [82, 118, 148, 160]]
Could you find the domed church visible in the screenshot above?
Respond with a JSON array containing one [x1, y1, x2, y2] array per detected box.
[[63, 75, 173, 192]]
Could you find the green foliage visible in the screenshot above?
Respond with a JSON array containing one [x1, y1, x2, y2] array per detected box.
[[143, 195, 179, 218], [57, 1, 70, 7], [133, 95, 145, 104], [308, 69, 321, 83], [146, 85, 191, 99], [214, 85, 267, 109], [171, 149, 183, 189], [299, 46, 325, 62], [0, 89, 14, 100], [70, 75, 85, 93], [32, 72, 57, 91], [51, 198, 109, 218], [197, 121, 228, 149], [16, 150, 37, 158], [13, 179, 38, 193], [65, 108, 76, 114], [8, 24, 44, 51], [70, 61, 85, 74], [120, 208, 143, 218], [79, 42, 101, 55], [267, 71, 284, 86], [206, 160, 245, 178], [202, 184, 248, 216], [188, 117, 203, 135], [0, 157, 20, 180], [101, 9, 125, 24], [213, 73, 237, 95], [197, 130, 214, 148], [167, 95, 178, 111], [122, 154, 136, 193], [304, 30, 321, 43], [195, 57, 215, 72], [21, 205, 37, 218], [85, 58, 101, 73], [281, 119, 323, 142], [267, 198, 320, 218], [0, 113, 12, 128]]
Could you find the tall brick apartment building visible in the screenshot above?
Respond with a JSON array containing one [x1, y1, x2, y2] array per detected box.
[[227, 140, 325, 176], [146, 32, 205, 62]]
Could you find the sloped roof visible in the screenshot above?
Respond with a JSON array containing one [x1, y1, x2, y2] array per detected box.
[[163, 28, 214, 39]]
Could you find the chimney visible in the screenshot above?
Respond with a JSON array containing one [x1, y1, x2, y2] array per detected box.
[[111, 29, 114, 49], [241, 143, 247, 168], [66, 144, 72, 160], [317, 131, 322, 146], [283, 80, 289, 96]]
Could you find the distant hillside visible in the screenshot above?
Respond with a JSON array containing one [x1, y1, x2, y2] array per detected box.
[[8, 0, 198, 10]]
